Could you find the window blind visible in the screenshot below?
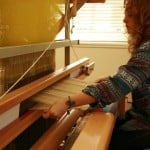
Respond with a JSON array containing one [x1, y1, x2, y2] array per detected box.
[[56, 0, 127, 42]]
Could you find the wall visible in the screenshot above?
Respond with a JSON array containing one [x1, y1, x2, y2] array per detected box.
[[56, 42, 130, 82]]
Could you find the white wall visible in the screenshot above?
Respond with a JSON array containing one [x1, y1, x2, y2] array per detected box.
[[56, 42, 130, 82]]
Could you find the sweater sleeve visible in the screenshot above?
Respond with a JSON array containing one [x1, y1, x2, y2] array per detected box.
[[82, 42, 150, 108]]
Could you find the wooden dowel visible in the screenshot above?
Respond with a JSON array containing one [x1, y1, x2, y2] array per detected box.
[[30, 108, 83, 150], [0, 110, 42, 149]]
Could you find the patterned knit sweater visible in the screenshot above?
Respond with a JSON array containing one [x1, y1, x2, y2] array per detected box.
[[83, 41, 150, 131]]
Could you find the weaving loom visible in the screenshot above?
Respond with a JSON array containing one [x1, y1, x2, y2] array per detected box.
[[0, 0, 124, 150]]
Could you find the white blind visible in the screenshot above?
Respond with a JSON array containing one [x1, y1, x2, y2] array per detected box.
[[56, 0, 127, 42]]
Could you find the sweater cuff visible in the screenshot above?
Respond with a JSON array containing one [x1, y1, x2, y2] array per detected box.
[[82, 85, 105, 108]]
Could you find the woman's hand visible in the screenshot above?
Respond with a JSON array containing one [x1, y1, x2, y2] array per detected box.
[[42, 92, 97, 119], [42, 99, 68, 119]]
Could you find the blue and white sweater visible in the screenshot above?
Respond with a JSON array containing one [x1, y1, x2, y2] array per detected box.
[[83, 41, 150, 131]]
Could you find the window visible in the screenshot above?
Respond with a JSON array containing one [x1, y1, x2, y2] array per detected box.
[[56, 0, 127, 42]]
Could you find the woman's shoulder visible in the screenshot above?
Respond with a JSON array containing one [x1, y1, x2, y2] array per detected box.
[[135, 41, 150, 58], [139, 40, 150, 52]]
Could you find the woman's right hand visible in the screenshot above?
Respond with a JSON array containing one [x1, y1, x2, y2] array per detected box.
[[42, 92, 97, 119], [42, 99, 68, 119]]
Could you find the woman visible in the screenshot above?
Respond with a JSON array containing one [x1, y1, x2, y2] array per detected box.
[[43, 0, 150, 149]]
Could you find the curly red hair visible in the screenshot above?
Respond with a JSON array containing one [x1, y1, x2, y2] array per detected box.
[[124, 0, 150, 54]]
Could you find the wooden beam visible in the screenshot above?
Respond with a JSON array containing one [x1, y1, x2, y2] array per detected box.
[[71, 110, 115, 150], [0, 110, 42, 149], [0, 40, 79, 59]]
